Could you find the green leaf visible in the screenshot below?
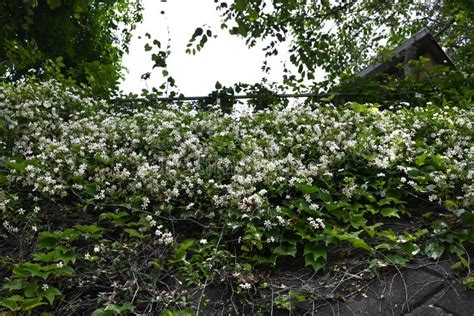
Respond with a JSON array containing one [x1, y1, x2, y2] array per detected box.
[[174, 239, 195, 261], [234, 0, 247, 12], [54, 248, 77, 265], [42, 286, 62, 305], [13, 263, 49, 279], [402, 242, 420, 256], [91, 309, 114, 316], [380, 208, 399, 218], [75, 224, 103, 234], [296, 183, 319, 194], [160, 310, 194, 316], [349, 213, 367, 228], [104, 303, 135, 313], [415, 153, 427, 166], [22, 297, 47, 311], [350, 238, 372, 251], [24, 281, 38, 298], [37, 232, 60, 249], [51, 265, 74, 276], [304, 244, 327, 261], [425, 242, 445, 260], [304, 253, 326, 271], [0, 296, 22, 311], [272, 242, 297, 257], [451, 256, 468, 270], [3, 279, 23, 291], [385, 254, 409, 266], [84, 183, 97, 196], [99, 211, 130, 226], [320, 94, 334, 102], [462, 277, 474, 290], [124, 228, 145, 239], [47, 0, 61, 9], [462, 212, 474, 226], [33, 251, 56, 262]]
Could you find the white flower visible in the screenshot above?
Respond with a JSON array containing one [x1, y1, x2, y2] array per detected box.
[[263, 220, 273, 229], [42, 284, 49, 291], [239, 282, 252, 290], [141, 197, 150, 210], [308, 217, 325, 230], [266, 236, 275, 243], [85, 253, 91, 260], [199, 239, 208, 245], [56, 261, 64, 268], [276, 216, 285, 225], [94, 245, 100, 253]]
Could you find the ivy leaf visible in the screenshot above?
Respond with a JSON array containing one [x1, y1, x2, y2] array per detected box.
[[385, 254, 409, 266], [272, 242, 297, 257], [350, 238, 372, 251], [425, 242, 445, 260], [304, 244, 327, 261], [304, 253, 326, 271]]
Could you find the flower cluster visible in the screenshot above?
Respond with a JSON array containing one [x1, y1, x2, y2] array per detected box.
[[1, 80, 473, 261]]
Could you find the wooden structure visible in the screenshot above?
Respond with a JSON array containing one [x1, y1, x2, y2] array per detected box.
[[356, 28, 455, 78]]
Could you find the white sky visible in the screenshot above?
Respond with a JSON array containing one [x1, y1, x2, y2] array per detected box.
[[120, 0, 323, 96]]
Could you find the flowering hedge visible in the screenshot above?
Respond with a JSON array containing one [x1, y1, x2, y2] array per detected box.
[[1, 81, 473, 314]]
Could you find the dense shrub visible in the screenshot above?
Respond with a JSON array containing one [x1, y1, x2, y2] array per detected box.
[[0, 81, 473, 314]]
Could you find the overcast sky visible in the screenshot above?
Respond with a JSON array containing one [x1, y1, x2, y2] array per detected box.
[[119, 0, 323, 96]]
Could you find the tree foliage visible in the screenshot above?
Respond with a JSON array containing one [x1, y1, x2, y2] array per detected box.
[[0, 0, 142, 97], [209, 0, 473, 84]]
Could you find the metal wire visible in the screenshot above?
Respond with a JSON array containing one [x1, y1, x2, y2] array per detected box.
[[109, 91, 435, 104]]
